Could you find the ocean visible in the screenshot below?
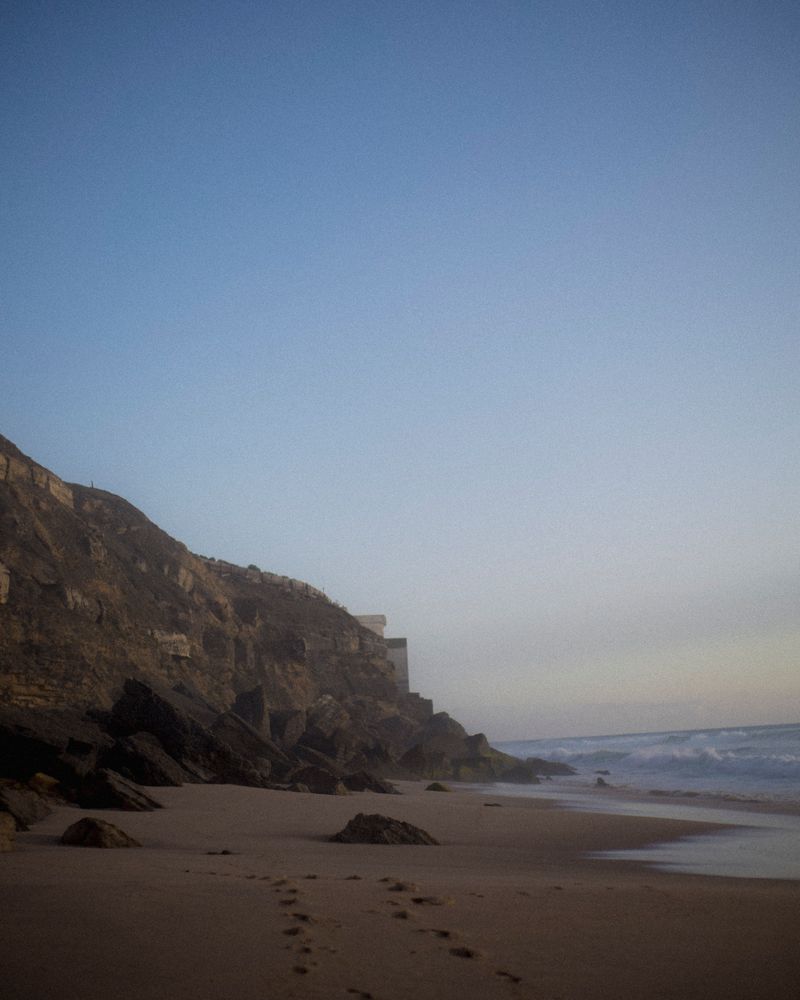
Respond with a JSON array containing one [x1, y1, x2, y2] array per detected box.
[[488, 722, 800, 879], [494, 721, 800, 803]]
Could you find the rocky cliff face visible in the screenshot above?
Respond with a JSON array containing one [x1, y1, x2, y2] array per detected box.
[[0, 434, 425, 739]]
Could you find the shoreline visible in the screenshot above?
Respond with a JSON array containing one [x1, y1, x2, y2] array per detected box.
[[3, 780, 800, 999]]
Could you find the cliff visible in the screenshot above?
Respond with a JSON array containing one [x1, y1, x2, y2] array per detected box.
[[0, 434, 423, 733]]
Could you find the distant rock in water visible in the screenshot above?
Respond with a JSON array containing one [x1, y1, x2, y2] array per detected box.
[[330, 813, 439, 845]]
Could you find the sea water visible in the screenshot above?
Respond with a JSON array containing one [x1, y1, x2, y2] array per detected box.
[[489, 722, 800, 879], [494, 722, 800, 803]]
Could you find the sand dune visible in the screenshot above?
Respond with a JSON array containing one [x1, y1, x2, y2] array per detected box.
[[2, 782, 798, 999]]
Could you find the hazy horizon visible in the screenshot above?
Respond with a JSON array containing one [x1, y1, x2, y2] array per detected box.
[[2, 2, 798, 740]]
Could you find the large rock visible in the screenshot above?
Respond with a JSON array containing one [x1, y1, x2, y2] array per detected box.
[[342, 771, 400, 794], [330, 813, 439, 845], [60, 816, 141, 848], [0, 782, 54, 829], [108, 679, 270, 787], [0, 706, 109, 793], [98, 732, 187, 787], [76, 769, 162, 811], [287, 765, 349, 796], [210, 711, 293, 781], [0, 811, 16, 851]]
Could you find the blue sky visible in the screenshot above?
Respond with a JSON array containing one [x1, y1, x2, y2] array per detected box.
[[2, 1, 798, 738]]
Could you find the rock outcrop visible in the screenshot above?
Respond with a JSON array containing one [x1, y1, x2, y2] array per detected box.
[[0, 433, 560, 787], [330, 812, 439, 845]]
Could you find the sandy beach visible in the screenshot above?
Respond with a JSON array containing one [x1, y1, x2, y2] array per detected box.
[[2, 782, 798, 1000]]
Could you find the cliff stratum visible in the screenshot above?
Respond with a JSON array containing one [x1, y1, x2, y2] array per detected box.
[[0, 433, 569, 807], [0, 434, 428, 726]]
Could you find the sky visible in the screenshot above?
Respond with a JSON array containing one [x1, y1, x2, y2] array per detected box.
[[2, 1, 798, 739]]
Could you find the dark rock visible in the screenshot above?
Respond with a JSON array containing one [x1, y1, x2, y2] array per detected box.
[[397, 744, 450, 779], [28, 772, 61, 797], [99, 732, 187, 787], [76, 769, 163, 811], [0, 812, 16, 851], [287, 765, 349, 796], [232, 685, 271, 738], [330, 813, 439, 845], [0, 782, 54, 830], [496, 763, 542, 785], [462, 733, 492, 757], [269, 709, 307, 750], [416, 712, 468, 755], [342, 771, 400, 794], [60, 816, 141, 848], [108, 679, 270, 788], [211, 711, 293, 780], [425, 782, 452, 792], [0, 706, 110, 791], [171, 683, 222, 723], [596, 777, 609, 787], [293, 744, 344, 774], [522, 757, 576, 777]]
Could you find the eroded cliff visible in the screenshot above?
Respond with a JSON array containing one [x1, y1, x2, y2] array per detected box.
[[0, 434, 425, 734]]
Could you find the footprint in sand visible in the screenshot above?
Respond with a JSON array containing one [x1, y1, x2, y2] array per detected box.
[[290, 912, 316, 923], [417, 928, 455, 940], [496, 970, 522, 983], [450, 946, 484, 959], [391, 909, 412, 920], [282, 927, 305, 937], [344, 874, 362, 880], [292, 965, 310, 975], [346, 990, 374, 999], [411, 896, 453, 907]]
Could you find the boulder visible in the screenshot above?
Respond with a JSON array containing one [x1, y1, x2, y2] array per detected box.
[[287, 765, 349, 796], [0, 706, 109, 791], [0, 782, 54, 830], [330, 813, 439, 845], [397, 744, 450, 779], [293, 744, 344, 774], [0, 812, 16, 851], [210, 711, 293, 780], [108, 679, 271, 788], [342, 771, 400, 794], [495, 763, 542, 784], [99, 732, 187, 787], [425, 782, 452, 792], [28, 772, 61, 797], [60, 816, 141, 848], [76, 769, 163, 811], [416, 712, 468, 755]]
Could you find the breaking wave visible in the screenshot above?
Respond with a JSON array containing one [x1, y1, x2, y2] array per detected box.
[[496, 723, 800, 800]]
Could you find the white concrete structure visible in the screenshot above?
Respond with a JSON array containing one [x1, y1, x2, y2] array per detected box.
[[356, 614, 409, 695]]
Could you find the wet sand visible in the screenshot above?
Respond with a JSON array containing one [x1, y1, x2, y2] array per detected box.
[[2, 781, 799, 999]]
